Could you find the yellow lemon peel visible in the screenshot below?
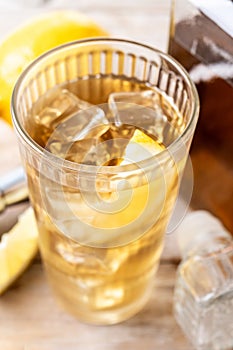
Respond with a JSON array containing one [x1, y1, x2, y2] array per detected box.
[[0, 207, 38, 295], [0, 10, 107, 124]]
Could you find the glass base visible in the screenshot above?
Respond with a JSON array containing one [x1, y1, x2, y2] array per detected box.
[[56, 287, 152, 325], [43, 262, 155, 325]]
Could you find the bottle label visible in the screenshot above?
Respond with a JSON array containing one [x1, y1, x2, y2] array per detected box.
[[189, 0, 233, 38]]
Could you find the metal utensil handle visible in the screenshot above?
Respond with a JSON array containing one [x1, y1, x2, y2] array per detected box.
[[0, 166, 28, 212]]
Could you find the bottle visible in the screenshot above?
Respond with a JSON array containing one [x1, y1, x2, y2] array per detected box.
[[169, 0, 233, 233], [174, 211, 233, 350]]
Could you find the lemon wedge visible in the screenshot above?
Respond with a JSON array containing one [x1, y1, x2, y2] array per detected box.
[[0, 10, 107, 124], [123, 129, 164, 163], [0, 207, 38, 295]]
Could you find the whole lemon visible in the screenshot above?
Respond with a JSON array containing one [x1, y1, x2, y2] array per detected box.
[[0, 11, 107, 124]]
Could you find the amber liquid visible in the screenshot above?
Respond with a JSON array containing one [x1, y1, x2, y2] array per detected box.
[[26, 76, 180, 324]]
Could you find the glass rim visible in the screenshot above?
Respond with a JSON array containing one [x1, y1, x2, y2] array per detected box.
[[11, 37, 199, 174]]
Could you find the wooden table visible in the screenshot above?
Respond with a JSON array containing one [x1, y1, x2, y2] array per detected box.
[[0, 1, 194, 349]]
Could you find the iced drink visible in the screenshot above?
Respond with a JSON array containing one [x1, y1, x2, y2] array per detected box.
[[12, 39, 199, 324]]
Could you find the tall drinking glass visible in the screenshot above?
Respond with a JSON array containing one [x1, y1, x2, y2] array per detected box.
[[12, 38, 199, 325]]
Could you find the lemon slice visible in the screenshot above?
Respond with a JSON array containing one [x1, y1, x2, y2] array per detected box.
[[0, 207, 38, 295], [123, 129, 164, 164], [0, 10, 107, 124]]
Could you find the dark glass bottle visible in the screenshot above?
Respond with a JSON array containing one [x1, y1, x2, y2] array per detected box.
[[168, 0, 233, 233]]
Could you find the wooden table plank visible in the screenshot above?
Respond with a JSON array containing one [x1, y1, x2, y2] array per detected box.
[[0, 263, 193, 350]]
